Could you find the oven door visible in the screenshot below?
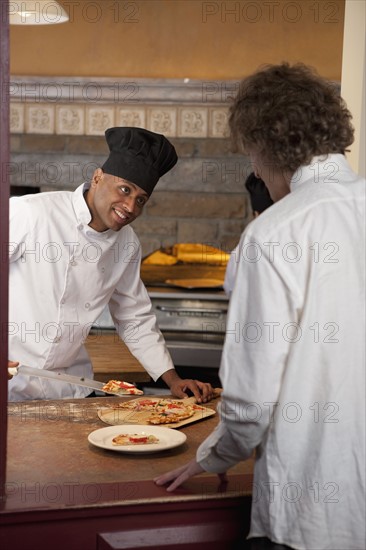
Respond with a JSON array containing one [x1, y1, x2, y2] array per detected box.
[[162, 330, 225, 369]]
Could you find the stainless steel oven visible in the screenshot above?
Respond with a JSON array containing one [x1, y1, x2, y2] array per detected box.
[[148, 289, 228, 369]]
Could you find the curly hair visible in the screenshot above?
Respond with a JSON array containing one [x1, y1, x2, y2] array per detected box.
[[229, 63, 354, 173]]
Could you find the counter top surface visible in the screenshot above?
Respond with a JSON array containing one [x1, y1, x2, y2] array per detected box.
[[5, 396, 253, 512]]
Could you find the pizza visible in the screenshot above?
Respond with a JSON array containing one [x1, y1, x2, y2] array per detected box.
[[147, 405, 195, 425], [114, 398, 161, 411], [98, 396, 216, 427], [148, 399, 195, 424], [112, 433, 159, 446], [102, 379, 144, 396], [111, 398, 201, 424]]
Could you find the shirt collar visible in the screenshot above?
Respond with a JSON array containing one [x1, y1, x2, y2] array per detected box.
[[73, 182, 93, 225], [72, 182, 117, 240], [290, 154, 350, 192]]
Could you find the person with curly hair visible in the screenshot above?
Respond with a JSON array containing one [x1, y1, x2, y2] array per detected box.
[[156, 63, 365, 550]]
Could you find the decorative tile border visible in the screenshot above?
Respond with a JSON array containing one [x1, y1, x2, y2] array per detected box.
[[9, 76, 232, 138], [116, 106, 146, 128], [25, 104, 54, 134], [85, 106, 115, 136], [56, 105, 84, 135], [10, 103, 24, 133], [210, 108, 230, 138], [11, 102, 229, 138], [178, 107, 208, 138], [147, 107, 177, 137]]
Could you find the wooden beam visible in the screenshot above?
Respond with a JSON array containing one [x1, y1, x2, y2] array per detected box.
[[0, 0, 10, 503]]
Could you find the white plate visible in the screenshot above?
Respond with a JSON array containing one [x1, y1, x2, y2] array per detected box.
[[88, 425, 187, 453]]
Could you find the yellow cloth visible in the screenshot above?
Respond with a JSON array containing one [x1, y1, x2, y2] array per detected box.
[[142, 244, 229, 266], [142, 250, 178, 265], [172, 243, 229, 265]]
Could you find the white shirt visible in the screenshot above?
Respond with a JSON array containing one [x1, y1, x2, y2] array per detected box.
[[8, 183, 174, 401], [197, 155, 366, 549], [223, 249, 239, 297]]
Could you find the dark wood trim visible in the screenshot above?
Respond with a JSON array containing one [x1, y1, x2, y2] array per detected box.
[[97, 519, 248, 550], [0, 0, 10, 503], [1, 474, 253, 513], [0, 478, 252, 550]]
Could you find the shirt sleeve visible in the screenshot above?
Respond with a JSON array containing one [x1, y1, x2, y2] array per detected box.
[[9, 197, 31, 262], [197, 229, 303, 473]]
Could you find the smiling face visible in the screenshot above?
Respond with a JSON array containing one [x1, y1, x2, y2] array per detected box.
[[85, 169, 149, 232]]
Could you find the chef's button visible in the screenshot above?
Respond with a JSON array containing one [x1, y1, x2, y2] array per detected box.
[[101, 267, 105, 273], [70, 260, 77, 267], [54, 336, 61, 343], [77, 224, 83, 230], [85, 302, 90, 309]]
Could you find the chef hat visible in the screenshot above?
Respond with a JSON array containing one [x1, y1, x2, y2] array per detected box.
[[245, 172, 273, 214], [102, 127, 178, 195]]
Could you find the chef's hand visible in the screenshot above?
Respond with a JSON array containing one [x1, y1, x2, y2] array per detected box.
[[8, 361, 19, 379], [154, 458, 228, 492], [161, 369, 214, 403]]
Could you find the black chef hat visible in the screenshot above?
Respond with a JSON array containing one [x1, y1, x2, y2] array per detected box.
[[102, 127, 178, 195], [245, 172, 273, 214]]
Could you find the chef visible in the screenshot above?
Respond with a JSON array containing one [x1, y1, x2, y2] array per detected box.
[[155, 64, 366, 550], [8, 127, 214, 403]]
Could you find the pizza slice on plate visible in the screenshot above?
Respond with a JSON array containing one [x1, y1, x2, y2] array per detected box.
[[112, 433, 159, 446]]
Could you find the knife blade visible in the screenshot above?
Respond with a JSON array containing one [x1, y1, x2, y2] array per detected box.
[[8, 364, 140, 396]]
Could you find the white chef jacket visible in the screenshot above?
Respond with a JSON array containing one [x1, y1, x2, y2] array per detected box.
[[223, 249, 239, 297], [8, 182, 174, 401], [197, 155, 366, 549]]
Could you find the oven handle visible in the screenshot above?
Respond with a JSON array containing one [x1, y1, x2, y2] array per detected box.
[[156, 305, 228, 314]]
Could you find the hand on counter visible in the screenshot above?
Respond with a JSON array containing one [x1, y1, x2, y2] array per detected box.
[[161, 369, 214, 403], [154, 458, 228, 492], [8, 361, 19, 380]]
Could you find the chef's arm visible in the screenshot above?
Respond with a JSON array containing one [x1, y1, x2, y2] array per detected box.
[[195, 238, 302, 473], [161, 368, 214, 403], [109, 263, 215, 401]]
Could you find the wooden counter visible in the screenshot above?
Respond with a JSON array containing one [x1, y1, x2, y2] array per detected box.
[[1, 396, 254, 550], [85, 333, 151, 384]]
